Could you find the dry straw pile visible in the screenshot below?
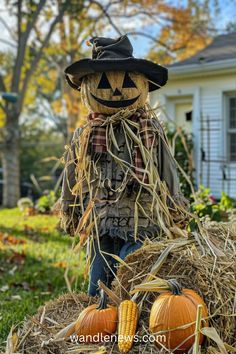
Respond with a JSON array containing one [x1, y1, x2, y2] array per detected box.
[[6, 221, 235, 354]]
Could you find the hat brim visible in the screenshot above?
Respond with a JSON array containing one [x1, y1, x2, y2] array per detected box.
[[64, 58, 168, 92]]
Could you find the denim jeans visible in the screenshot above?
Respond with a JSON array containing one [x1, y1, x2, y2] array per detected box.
[[88, 234, 142, 296]]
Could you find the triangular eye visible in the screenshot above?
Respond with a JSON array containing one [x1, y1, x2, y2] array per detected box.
[[122, 72, 136, 88], [97, 73, 111, 89]]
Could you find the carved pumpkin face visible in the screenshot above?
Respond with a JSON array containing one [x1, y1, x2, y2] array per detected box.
[[81, 71, 149, 114]]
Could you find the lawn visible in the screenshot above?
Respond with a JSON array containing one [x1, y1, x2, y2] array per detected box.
[[0, 208, 86, 349]]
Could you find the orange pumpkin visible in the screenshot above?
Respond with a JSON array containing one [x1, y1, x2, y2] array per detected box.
[[149, 280, 208, 353], [75, 290, 118, 342]]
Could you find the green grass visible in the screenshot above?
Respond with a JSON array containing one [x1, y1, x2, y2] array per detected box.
[[0, 208, 86, 349]]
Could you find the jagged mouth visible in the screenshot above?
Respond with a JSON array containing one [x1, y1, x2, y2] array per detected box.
[[90, 93, 140, 108]]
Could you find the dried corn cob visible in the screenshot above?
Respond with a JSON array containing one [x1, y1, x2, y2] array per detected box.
[[118, 300, 139, 353]]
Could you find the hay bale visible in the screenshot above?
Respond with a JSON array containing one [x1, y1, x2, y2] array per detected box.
[[17, 293, 99, 354], [203, 219, 236, 240], [112, 231, 236, 348], [12, 225, 235, 353]]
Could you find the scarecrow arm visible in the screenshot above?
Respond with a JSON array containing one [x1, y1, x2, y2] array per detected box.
[[60, 128, 82, 236]]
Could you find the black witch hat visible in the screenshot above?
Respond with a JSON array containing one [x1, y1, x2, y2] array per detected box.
[[65, 35, 168, 92]]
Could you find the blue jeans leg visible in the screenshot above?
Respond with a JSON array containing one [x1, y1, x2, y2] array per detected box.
[[119, 240, 142, 260], [88, 235, 124, 297]]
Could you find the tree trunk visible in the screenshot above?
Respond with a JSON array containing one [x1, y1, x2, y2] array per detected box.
[[2, 144, 20, 207], [1, 111, 20, 207]]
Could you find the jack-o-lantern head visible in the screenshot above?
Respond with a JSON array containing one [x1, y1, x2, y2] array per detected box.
[[65, 35, 168, 111], [81, 71, 149, 114]]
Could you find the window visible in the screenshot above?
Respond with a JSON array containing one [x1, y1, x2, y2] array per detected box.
[[185, 111, 192, 121], [227, 95, 236, 162]]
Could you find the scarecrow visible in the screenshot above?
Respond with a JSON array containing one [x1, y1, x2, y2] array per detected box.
[[60, 35, 188, 296]]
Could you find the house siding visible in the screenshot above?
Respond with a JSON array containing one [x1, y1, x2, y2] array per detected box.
[[150, 72, 236, 198]]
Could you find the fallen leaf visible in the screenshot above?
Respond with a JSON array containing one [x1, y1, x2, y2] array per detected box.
[[23, 224, 35, 235], [40, 227, 49, 233], [8, 251, 26, 265], [47, 283, 53, 292], [25, 207, 36, 216], [0, 232, 26, 245], [53, 261, 68, 268]]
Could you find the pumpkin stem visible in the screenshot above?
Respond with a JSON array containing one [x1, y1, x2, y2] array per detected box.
[[168, 279, 183, 295], [97, 289, 108, 310]]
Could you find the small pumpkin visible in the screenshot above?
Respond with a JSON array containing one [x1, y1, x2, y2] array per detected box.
[[75, 290, 118, 342], [149, 280, 208, 353], [81, 71, 149, 114]]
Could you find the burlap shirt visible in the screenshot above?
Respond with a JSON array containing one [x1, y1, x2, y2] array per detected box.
[[61, 117, 186, 241]]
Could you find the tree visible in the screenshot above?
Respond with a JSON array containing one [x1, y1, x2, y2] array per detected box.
[[147, 0, 215, 64], [225, 21, 236, 33], [35, 7, 95, 140], [0, 0, 85, 207]]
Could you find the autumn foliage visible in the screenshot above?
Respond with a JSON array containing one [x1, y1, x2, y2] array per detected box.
[[148, 2, 213, 65]]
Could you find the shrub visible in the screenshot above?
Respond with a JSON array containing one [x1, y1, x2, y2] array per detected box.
[[36, 191, 57, 214], [191, 185, 234, 222], [166, 125, 194, 198]]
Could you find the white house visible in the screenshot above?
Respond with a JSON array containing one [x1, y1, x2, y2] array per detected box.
[[150, 32, 236, 198]]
